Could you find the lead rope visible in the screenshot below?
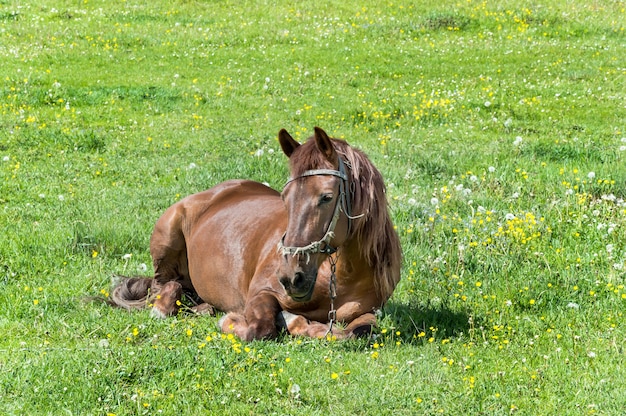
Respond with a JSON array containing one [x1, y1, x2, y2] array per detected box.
[[325, 252, 338, 338]]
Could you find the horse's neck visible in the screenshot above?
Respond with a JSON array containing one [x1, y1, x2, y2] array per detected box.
[[335, 238, 368, 279]]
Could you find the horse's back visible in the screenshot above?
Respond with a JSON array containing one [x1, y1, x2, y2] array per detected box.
[[152, 180, 286, 312]]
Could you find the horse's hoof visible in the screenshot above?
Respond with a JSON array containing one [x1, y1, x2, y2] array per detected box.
[[275, 310, 300, 331], [150, 306, 168, 319], [191, 303, 215, 316], [350, 324, 374, 338]]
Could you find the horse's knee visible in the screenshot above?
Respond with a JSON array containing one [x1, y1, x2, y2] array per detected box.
[[218, 312, 249, 337], [151, 281, 182, 318], [245, 321, 277, 341]]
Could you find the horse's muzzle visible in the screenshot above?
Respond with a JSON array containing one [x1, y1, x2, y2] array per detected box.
[[279, 271, 316, 302]]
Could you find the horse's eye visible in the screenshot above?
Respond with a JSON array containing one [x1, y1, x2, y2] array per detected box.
[[319, 193, 334, 205]]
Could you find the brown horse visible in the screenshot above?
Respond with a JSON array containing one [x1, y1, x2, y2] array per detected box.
[[109, 127, 401, 341]]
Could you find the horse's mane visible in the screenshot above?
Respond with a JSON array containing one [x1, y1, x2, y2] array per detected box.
[[289, 137, 402, 303]]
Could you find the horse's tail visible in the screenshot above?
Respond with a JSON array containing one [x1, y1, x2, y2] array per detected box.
[[108, 276, 156, 310]]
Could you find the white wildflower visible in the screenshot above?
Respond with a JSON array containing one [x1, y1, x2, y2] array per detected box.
[[289, 383, 301, 398]]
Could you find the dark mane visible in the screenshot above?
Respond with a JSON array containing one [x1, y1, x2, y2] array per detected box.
[[288, 136, 402, 302]]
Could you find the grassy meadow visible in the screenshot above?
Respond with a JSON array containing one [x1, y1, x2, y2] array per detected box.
[[1, 0, 626, 414]]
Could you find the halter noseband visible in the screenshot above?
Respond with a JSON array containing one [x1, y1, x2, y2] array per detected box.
[[277, 157, 356, 259]]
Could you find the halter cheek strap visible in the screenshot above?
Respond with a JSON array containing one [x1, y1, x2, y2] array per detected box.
[[277, 158, 353, 260]]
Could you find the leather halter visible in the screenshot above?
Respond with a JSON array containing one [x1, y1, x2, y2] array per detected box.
[[277, 157, 354, 259]]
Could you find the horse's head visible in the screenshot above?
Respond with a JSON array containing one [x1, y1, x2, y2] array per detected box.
[[276, 127, 351, 302]]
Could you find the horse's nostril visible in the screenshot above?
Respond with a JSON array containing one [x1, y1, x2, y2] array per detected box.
[[279, 276, 291, 290], [293, 272, 305, 289]]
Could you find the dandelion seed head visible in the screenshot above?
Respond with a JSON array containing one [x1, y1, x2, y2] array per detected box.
[[289, 383, 301, 396]]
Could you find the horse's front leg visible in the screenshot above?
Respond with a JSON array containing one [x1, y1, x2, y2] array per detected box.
[[278, 311, 377, 339], [218, 294, 281, 341]]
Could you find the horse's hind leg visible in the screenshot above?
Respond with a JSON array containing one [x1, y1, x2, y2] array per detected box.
[[150, 281, 183, 318], [148, 203, 196, 314]]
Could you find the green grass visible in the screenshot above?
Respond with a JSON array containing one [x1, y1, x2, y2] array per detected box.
[[1, 0, 625, 414]]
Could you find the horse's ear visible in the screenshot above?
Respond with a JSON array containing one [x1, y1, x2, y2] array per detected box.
[[278, 129, 300, 158], [314, 127, 336, 162]]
